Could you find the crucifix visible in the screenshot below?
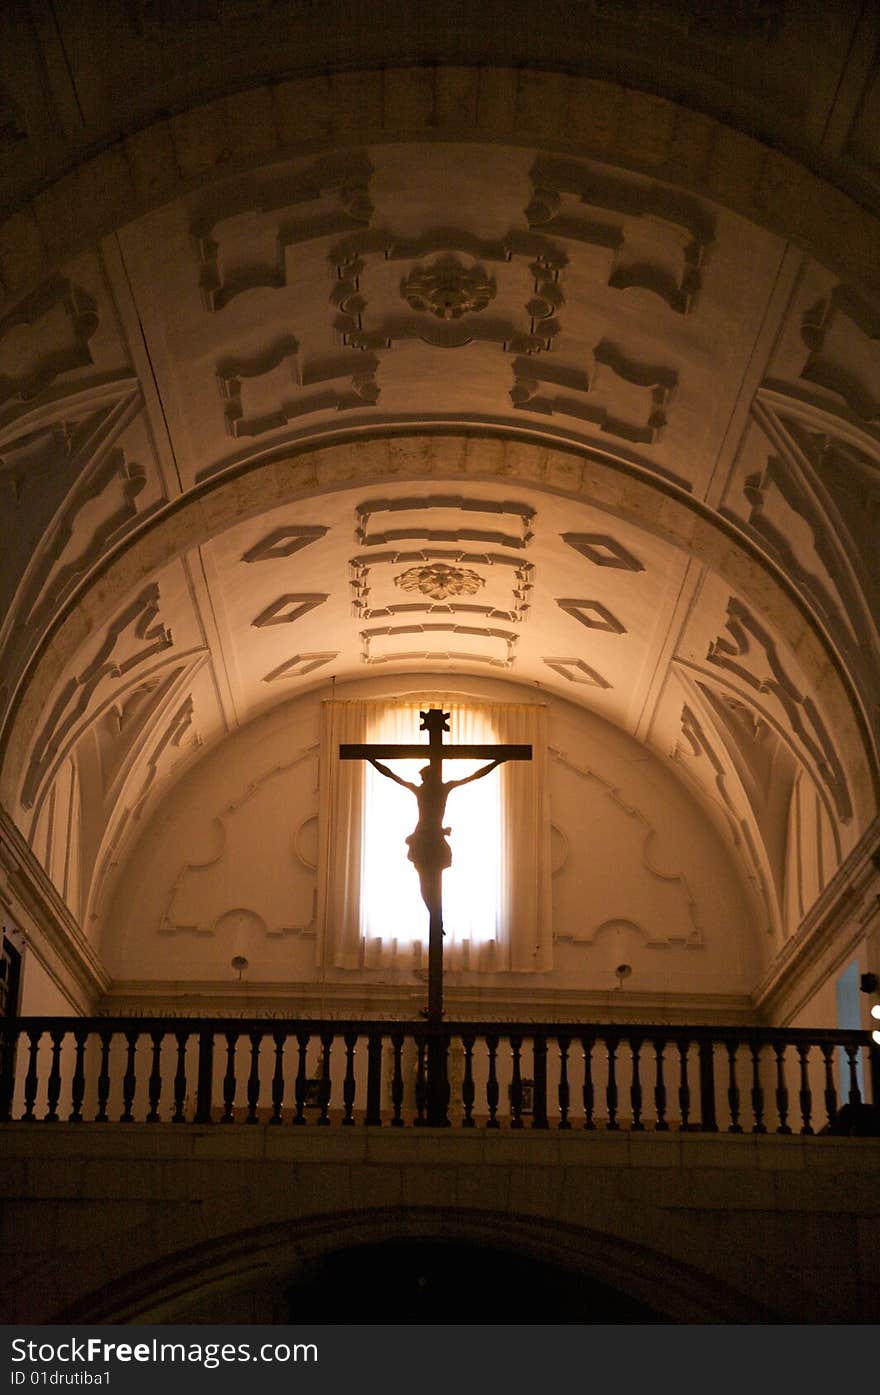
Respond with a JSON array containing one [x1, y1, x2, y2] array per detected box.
[[340, 709, 532, 1024]]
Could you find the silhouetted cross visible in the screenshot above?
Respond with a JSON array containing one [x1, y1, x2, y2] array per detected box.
[[340, 709, 531, 1022]]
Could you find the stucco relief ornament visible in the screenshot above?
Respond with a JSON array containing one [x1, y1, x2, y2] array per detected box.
[[401, 257, 496, 319], [394, 562, 486, 600]]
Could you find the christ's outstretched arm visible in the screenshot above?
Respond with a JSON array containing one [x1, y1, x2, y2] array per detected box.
[[446, 758, 502, 791], [368, 758, 419, 793]]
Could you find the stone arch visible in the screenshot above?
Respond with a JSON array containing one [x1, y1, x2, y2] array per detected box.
[[58, 1205, 778, 1325]]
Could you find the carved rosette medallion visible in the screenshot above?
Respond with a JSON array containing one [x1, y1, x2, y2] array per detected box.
[[401, 257, 496, 320], [394, 562, 485, 600]]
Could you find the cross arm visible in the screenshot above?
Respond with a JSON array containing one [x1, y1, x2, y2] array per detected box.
[[340, 743, 433, 760], [435, 744, 532, 760], [339, 743, 532, 760]]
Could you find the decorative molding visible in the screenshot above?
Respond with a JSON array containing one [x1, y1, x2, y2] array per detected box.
[[242, 524, 328, 562], [753, 815, 880, 1024], [707, 596, 852, 822], [549, 744, 702, 945], [1, 61, 877, 329], [555, 916, 701, 950], [193, 151, 373, 311], [331, 228, 564, 355], [670, 668, 820, 942], [360, 648, 514, 670], [527, 158, 714, 314], [350, 549, 533, 623], [800, 286, 880, 422], [522, 254, 565, 353], [0, 804, 108, 1010], [542, 657, 612, 688], [562, 532, 645, 571], [356, 495, 534, 549], [592, 339, 678, 441], [130, 694, 200, 824], [748, 388, 880, 628], [98, 977, 757, 1023], [160, 749, 319, 939], [0, 279, 98, 414], [401, 257, 496, 319], [693, 677, 800, 923], [733, 416, 878, 716], [550, 822, 569, 877], [675, 700, 761, 852], [0, 382, 151, 678], [741, 448, 852, 624], [511, 343, 677, 446], [293, 814, 318, 872], [331, 225, 563, 267], [262, 652, 337, 682], [97, 665, 186, 802], [217, 339, 379, 437], [252, 593, 328, 627], [556, 598, 626, 634], [361, 623, 518, 668], [335, 311, 553, 355], [355, 601, 522, 624], [394, 562, 485, 600], [83, 657, 207, 928], [21, 584, 174, 811], [35, 452, 147, 597], [0, 378, 140, 503], [510, 358, 591, 413]]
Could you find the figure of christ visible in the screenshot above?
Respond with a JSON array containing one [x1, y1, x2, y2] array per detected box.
[[367, 756, 503, 918]]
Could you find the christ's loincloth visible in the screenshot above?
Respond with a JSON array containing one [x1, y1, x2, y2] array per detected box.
[[405, 826, 452, 873]]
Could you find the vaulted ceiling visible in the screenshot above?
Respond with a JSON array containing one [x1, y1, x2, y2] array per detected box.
[[0, 4, 878, 962]]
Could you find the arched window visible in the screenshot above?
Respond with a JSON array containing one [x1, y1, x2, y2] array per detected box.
[[317, 696, 553, 975]]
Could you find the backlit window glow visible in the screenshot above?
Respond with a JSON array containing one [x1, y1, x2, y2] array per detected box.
[[360, 710, 502, 946]]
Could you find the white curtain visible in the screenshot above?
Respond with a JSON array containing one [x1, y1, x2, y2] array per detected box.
[[315, 700, 369, 969], [316, 696, 552, 973]]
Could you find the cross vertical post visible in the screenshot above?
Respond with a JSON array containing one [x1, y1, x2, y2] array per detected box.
[[340, 708, 532, 1122]]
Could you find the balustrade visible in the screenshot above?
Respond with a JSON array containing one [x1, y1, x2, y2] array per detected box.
[[0, 1017, 877, 1133]]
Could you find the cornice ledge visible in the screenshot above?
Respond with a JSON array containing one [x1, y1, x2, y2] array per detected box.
[[752, 816, 880, 1024], [100, 979, 756, 1026], [0, 803, 110, 1010]]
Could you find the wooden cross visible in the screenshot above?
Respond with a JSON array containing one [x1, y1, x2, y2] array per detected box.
[[340, 708, 532, 1023]]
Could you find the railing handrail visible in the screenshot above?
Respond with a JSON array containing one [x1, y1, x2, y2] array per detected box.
[[1, 1015, 874, 1046]]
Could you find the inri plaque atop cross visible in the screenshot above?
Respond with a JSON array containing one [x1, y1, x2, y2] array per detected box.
[[340, 709, 531, 1023]]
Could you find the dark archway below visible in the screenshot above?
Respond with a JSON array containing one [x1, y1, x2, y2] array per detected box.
[[284, 1239, 668, 1324]]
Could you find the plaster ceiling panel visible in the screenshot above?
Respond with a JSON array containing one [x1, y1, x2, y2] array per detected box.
[[672, 569, 855, 843], [198, 478, 690, 744], [114, 195, 349, 489], [0, 251, 131, 433], [83, 653, 222, 935], [764, 260, 880, 425], [14, 553, 207, 833], [718, 411, 869, 668], [112, 145, 540, 488], [519, 165, 787, 496], [111, 142, 786, 503]]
